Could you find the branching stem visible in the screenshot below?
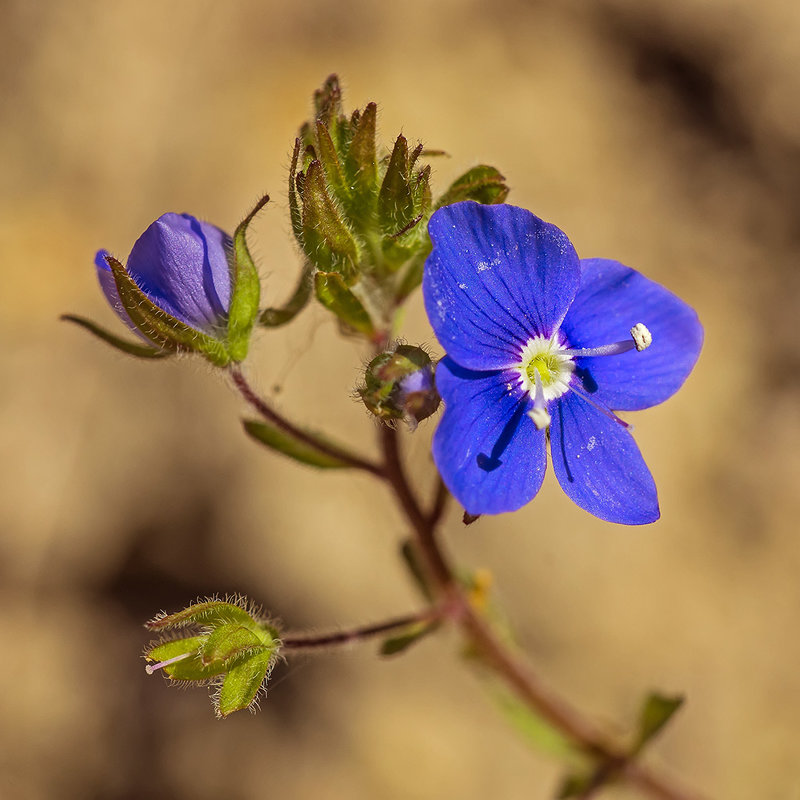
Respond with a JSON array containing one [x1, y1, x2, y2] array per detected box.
[[377, 423, 708, 800]]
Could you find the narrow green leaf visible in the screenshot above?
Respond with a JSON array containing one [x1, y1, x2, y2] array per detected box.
[[217, 651, 273, 717], [243, 418, 353, 469], [634, 692, 685, 752], [314, 271, 375, 336], [489, 683, 583, 763], [61, 314, 169, 359], [556, 770, 598, 799], [106, 255, 230, 366], [227, 194, 267, 362], [435, 165, 509, 209], [145, 600, 254, 631], [380, 620, 439, 656], [259, 262, 313, 327], [400, 540, 434, 601], [201, 624, 265, 666]]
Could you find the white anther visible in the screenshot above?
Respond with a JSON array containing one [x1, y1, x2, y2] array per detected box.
[[630, 323, 652, 352], [528, 407, 551, 430]]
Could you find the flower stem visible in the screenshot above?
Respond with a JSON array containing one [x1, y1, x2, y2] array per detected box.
[[377, 423, 708, 800], [281, 608, 439, 651], [230, 365, 385, 477]]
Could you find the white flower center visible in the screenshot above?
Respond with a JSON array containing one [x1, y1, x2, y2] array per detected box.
[[515, 335, 574, 402]]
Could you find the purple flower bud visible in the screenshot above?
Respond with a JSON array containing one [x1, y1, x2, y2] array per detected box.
[[95, 212, 233, 341]]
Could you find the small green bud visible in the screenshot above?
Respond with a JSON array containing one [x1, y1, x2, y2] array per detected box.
[[143, 597, 281, 718], [359, 344, 440, 429]]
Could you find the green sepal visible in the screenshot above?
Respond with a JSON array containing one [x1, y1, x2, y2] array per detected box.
[[288, 139, 303, 240], [315, 121, 348, 200], [380, 620, 439, 657], [61, 314, 169, 359], [378, 135, 414, 234], [227, 194, 267, 362], [259, 262, 313, 327], [146, 636, 228, 681], [312, 75, 345, 147], [633, 692, 685, 753], [146, 600, 254, 631], [243, 418, 353, 469], [217, 650, 274, 718], [435, 165, 509, 209], [345, 101, 378, 201], [314, 271, 375, 336], [200, 624, 268, 666], [106, 254, 231, 366], [300, 160, 360, 279]]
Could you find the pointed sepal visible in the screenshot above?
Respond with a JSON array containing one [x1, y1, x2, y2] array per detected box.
[[435, 165, 509, 209], [61, 314, 170, 359], [314, 271, 375, 337], [227, 194, 267, 362]]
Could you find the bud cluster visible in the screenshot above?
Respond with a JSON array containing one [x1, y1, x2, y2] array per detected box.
[[289, 75, 509, 340]]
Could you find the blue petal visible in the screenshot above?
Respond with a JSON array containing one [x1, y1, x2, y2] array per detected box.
[[423, 202, 581, 371], [125, 213, 233, 334], [433, 357, 547, 515], [549, 391, 659, 525], [561, 259, 703, 410], [94, 249, 151, 341]]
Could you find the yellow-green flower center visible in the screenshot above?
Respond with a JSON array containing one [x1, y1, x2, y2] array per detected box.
[[525, 353, 564, 387], [515, 335, 574, 403]]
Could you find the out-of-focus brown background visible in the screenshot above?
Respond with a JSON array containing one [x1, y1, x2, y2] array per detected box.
[[2, 1, 799, 798]]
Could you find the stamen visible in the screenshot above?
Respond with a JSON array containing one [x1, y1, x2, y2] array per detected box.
[[568, 383, 632, 430], [630, 323, 652, 352], [527, 369, 551, 430], [563, 322, 653, 358], [145, 651, 193, 675]]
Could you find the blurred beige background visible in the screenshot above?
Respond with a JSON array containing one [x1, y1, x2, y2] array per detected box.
[[2, 1, 799, 798]]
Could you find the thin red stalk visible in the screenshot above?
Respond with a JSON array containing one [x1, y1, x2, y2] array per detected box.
[[230, 365, 384, 477], [378, 424, 709, 800]]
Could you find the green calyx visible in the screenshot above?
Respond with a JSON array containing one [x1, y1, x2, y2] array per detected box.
[[282, 74, 511, 339], [143, 598, 281, 718]]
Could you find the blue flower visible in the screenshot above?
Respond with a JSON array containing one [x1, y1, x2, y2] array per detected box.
[[95, 212, 233, 342], [423, 202, 703, 524]]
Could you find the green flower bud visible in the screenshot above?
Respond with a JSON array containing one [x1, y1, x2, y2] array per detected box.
[[359, 344, 440, 429], [143, 597, 280, 718]]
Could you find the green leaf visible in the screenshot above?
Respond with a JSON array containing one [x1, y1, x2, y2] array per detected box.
[[145, 600, 255, 631], [259, 262, 313, 327], [61, 314, 169, 359], [380, 620, 439, 656], [200, 624, 266, 666], [227, 194, 267, 362], [400, 540, 434, 602], [105, 254, 231, 366], [314, 271, 375, 337], [243, 418, 353, 469], [490, 684, 583, 763], [435, 165, 509, 209], [217, 651, 273, 717], [634, 692, 685, 753], [556, 770, 599, 799]]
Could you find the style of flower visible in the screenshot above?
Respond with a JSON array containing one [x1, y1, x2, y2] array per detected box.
[[95, 212, 233, 344], [422, 202, 703, 524]]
